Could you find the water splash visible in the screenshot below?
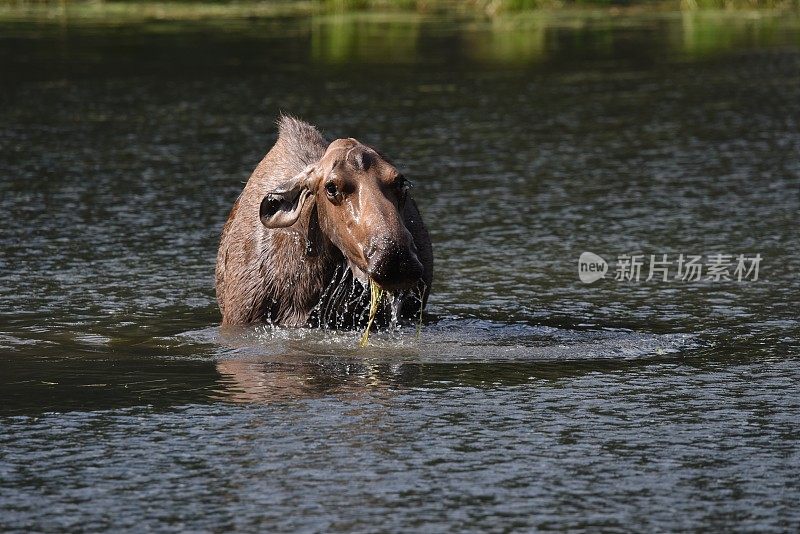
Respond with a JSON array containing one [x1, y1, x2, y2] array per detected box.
[[309, 262, 370, 330], [304, 260, 429, 348]]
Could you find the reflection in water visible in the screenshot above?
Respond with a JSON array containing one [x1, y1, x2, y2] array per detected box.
[[311, 11, 800, 66], [209, 321, 700, 404], [1, 11, 798, 77], [678, 11, 794, 57], [311, 14, 422, 64], [214, 358, 406, 403], [212, 349, 690, 405], [462, 16, 547, 65], [216, 359, 308, 404]]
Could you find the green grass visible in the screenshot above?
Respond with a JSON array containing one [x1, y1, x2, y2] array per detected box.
[[0, 1, 318, 21], [679, 0, 798, 8], [0, 0, 797, 22]]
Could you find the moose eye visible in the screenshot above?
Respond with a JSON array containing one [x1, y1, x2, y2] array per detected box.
[[325, 182, 338, 198]]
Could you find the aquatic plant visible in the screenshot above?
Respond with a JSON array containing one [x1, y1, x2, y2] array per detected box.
[[359, 278, 384, 347]]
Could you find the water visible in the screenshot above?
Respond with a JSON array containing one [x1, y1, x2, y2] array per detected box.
[[1, 10, 799, 531]]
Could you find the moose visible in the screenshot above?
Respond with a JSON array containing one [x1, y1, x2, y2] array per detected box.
[[215, 116, 433, 328]]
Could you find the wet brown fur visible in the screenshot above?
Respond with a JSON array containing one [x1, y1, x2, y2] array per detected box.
[[215, 116, 433, 327]]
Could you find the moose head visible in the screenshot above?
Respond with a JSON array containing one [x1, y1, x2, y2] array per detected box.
[[259, 138, 424, 292]]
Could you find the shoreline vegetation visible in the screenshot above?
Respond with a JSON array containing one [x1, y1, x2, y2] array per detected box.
[[1, 0, 799, 22]]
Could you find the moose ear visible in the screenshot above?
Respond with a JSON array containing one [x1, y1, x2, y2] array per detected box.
[[259, 165, 317, 228]]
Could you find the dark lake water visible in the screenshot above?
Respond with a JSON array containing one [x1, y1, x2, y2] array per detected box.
[[1, 10, 799, 531]]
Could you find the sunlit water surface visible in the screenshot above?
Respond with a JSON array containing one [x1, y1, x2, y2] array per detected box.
[[1, 11, 799, 531]]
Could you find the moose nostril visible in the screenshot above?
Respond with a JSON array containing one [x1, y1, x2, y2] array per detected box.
[[366, 246, 424, 290], [364, 241, 377, 261], [364, 237, 392, 263]]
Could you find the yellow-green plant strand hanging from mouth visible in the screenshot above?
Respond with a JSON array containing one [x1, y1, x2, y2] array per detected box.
[[359, 278, 383, 347], [416, 298, 423, 340]]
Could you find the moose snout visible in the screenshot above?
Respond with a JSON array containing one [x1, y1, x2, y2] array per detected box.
[[365, 236, 424, 291]]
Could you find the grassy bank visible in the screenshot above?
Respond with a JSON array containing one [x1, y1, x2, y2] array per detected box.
[[1, 0, 798, 22]]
